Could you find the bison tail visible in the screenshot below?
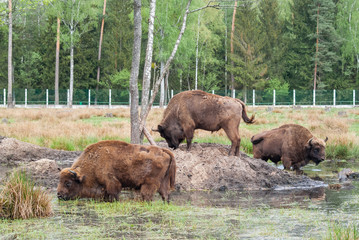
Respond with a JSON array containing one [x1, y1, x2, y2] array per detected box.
[[238, 100, 255, 124], [251, 135, 263, 145], [163, 149, 176, 190]]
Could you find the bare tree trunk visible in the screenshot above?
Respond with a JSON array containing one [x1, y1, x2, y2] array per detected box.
[[230, 1, 237, 93], [139, 0, 192, 136], [130, 0, 142, 144], [140, 0, 157, 140], [96, 0, 107, 104], [160, 60, 165, 107], [313, 4, 320, 91], [195, 13, 201, 90], [55, 17, 60, 106], [7, 0, 14, 108]]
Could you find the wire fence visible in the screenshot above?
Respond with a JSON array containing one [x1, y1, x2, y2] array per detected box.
[[0, 88, 358, 107]]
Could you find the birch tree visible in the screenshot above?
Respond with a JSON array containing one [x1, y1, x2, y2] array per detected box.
[[58, 0, 100, 107], [96, 0, 106, 103]]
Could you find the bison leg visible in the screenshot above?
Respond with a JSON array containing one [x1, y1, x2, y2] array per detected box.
[[140, 183, 158, 202], [183, 124, 195, 151], [281, 156, 292, 170], [158, 182, 171, 203], [223, 125, 241, 156], [104, 174, 122, 202]]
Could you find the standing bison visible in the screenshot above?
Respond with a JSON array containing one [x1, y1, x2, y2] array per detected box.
[[156, 90, 255, 156], [57, 140, 176, 202], [251, 124, 328, 173]]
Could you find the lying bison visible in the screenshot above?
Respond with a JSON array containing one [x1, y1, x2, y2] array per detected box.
[[251, 124, 328, 174], [156, 90, 255, 156], [57, 140, 176, 202]]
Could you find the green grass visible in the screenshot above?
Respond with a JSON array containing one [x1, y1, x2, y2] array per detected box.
[[326, 222, 359, 240], [81, 116, 129, 126], [1, 190, 359, 239]]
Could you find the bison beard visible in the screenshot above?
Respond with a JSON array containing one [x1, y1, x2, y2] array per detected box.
[[251, 124, 328, 174], [156, 90, 255, 156], [57, 140, 176, 202]]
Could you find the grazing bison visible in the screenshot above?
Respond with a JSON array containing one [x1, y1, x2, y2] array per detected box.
[[251, 124, 328, 174], [156, 90, 255, 156], [57, 140, 176, 202]]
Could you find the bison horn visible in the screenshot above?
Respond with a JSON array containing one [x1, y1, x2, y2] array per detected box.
[[308, 138, 313, 146], [324, 136, 328, 142], [68, 170, 77, 177], [151, 128, 159, 132]]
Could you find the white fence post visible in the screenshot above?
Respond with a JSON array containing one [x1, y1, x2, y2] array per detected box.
[[25, 89, 27, 108], [212, 90, 214, 95], [88, 90, 91, 107], [293, 89, 296, 106], [232, 89, 236, 98], [171, 89, 174, 99], [253, 89, 255, 107], [3, 89, 6, 106], [109, 89, 112, 108], [273, 89, 276, 106], [67, 89, 70, 107], [313, 89, 316, 106], [353, 90, 355, 106], [333, 89, 336, 106], [46, 89, 49, 108]]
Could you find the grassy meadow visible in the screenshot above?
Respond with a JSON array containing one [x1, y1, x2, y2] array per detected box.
[[0, 106, 358, 160], [1, 106, 359, 239]]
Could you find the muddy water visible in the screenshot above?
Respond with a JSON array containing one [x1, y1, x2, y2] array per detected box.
[[1, 159, 359, 239]]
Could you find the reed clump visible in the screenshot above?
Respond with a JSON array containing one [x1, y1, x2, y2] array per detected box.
[[0, 171, 52, 220]]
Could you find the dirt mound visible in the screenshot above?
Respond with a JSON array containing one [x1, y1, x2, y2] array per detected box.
[[20, 159, 61, 188], [160, 142, 321, 191], [0, 137, 323, 191], [0, 136, 81, 166]]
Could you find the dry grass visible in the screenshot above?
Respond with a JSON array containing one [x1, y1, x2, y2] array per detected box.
[[0, 107, 358, 159], [0, 171, 52, 219]]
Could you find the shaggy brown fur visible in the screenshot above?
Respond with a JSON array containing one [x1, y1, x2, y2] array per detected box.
[[251, 124, 328, 173], [57, 140, 176, 202], [157, 90, 255, 156]]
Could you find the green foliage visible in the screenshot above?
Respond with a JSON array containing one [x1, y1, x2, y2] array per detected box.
[[229, 1, 267, 90], [1, 0, 359, 93]]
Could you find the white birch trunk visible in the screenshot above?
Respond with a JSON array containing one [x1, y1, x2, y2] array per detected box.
[[195, 13, 201, 90], [139, 0, 192, 134], [55, 17, 60, 105], [160, 61, 165, 107], [140, 0, 156, 117]]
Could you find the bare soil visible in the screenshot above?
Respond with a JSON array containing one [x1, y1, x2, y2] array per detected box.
[[0, 137, 322, 191]]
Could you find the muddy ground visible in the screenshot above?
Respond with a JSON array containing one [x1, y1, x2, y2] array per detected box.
[[0, 136, 322, 191]]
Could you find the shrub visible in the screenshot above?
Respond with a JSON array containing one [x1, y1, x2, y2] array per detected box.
[[0, 171, 52, 219]]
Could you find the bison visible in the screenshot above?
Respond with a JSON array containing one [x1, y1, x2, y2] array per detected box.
[[155, 90, 255, 156], [57, 140, 176, 202], [251, 124, 328, 174]]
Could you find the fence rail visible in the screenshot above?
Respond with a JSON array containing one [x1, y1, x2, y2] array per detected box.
[[1, 89, 358, 108]]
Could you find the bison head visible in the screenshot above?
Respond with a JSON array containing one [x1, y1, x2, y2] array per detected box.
[[57, 168, 85, 201], [306, 137, 328, 165], [157, 124, 185, 149]]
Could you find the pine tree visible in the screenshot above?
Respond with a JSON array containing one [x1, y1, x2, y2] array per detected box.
[[310, 0, 341, 89], [229, 1, 266, 91], [282, 0, 315, 90]]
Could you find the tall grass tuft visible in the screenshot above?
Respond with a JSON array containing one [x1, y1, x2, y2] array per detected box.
[[326, 222, 358, 240], [0, 171, 52, 219]]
